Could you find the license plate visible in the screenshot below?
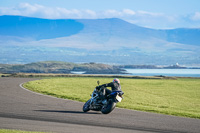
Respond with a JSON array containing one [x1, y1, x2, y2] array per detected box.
[[116, 95, 122, 102]]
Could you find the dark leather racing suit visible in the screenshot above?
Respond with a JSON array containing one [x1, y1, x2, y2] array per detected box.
[[97, 82, 121, 97]]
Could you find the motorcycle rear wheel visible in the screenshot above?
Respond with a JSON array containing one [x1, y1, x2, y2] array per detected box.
[[101, 99, 116, 114]]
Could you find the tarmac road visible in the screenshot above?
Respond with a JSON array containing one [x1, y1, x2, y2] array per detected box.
[[0, 77, 199, 133]]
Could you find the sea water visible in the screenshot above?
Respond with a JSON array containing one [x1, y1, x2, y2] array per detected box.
[[125, 69, 200, 77]]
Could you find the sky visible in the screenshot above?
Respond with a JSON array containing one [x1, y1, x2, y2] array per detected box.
[[0, 0, 200, 29]]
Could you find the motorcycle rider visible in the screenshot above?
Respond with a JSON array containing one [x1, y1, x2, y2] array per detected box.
[[96, 78, 122, 99]]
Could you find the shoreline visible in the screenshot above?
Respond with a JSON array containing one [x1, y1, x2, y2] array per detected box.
[[1, 73, 200, 79]]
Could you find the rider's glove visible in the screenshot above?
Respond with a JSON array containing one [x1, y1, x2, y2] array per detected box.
[[96, 86, 100, 90]]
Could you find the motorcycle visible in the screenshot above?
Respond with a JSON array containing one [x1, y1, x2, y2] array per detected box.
[[83, 81, 124, 114]]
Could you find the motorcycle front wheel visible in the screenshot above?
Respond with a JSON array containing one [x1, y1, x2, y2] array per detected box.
[[101, 99, 116, 114], [83, 99, 91, 112]]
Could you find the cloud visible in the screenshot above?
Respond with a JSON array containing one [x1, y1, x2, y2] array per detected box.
[[0, 3, 199, 29], [191, 12, 200, 21], [122, 9, 136, 15], [0, 3, 93, 19], [0, 3, 152, 19], [137, 10, 163, 17]]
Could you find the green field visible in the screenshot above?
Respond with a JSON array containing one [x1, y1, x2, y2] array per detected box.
[[0, 129, 46, 133], [23, 77, 200, 118]]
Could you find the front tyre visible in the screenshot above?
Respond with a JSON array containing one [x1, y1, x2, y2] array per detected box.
[[101, 100, 116, 114], [83, 99, 91, 112]]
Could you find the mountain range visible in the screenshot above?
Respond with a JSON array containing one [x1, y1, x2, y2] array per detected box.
[[0, 15, 200, 65]]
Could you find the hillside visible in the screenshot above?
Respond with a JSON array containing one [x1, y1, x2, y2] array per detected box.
[[1, 16, 200, 46], [0, 15, 200, 65], [0, 15, 84, 40]]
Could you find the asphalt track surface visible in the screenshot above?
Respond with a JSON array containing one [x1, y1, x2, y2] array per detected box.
[[0, 78, 200, 133]]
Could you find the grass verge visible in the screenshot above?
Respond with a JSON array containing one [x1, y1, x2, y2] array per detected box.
[[23, 77, 200, 119]]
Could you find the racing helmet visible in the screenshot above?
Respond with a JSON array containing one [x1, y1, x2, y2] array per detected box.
[[113, 78, 120, 84]]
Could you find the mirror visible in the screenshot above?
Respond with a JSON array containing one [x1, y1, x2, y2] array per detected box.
[[97, 80, 100, 85]]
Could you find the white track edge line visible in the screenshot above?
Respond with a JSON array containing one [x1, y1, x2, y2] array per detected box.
[[19, 82, 83, 103]]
